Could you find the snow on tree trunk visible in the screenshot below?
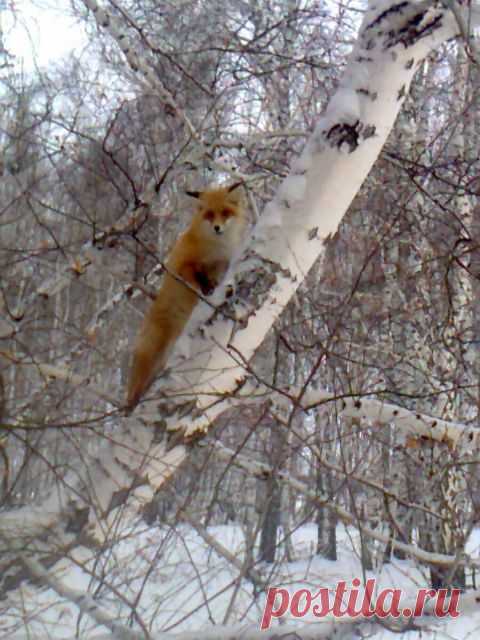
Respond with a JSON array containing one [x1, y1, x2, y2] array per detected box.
[[0, 0, 475, 597]]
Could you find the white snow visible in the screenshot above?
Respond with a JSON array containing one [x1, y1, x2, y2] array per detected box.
[[3, 520, 480, 639]]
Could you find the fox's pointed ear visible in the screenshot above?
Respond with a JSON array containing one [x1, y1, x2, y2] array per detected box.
[[227, 181, 244, 193], [226, 181, 244, 204], [185, 190, 202, 200]]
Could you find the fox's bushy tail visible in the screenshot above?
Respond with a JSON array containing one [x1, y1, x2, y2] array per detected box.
[[126, 276, 198, 412]]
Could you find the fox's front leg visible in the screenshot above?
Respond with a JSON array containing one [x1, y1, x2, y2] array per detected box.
[[176, 261, 211, 295], [196, 259, 230, 296], [194, 270, 216, 296], [177, 259, 229, 297]]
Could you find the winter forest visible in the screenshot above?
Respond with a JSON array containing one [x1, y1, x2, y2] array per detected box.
[[2, 0, 480, 638]]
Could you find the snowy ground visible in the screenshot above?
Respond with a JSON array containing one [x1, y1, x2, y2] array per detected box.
[[2, 521, 480, 638]]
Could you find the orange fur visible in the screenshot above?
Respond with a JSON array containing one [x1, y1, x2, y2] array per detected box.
[[126, 183, 247, 412]]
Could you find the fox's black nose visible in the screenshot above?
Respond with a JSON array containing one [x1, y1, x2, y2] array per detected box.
[[214, 225, 221, 233]]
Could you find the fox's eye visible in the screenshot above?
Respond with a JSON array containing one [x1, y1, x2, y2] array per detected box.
[[204, 210, 214, 222], [222, 208, 233, 218]]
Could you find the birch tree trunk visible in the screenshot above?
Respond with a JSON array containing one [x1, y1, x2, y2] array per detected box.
[[1, 0, 477, 602]]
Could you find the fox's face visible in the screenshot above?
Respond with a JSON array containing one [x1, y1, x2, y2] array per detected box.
[[201, 202, 238, 236], [188, 184, 244, 238]]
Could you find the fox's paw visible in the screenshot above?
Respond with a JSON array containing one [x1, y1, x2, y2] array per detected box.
[[200, 279, 217, 296]]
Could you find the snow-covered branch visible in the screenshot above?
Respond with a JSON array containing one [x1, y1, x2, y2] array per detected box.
[[300, 388, 480, 450], [20, 555, 144, 640], [214, 377, 479, 451], [22, 362, 119, 408]]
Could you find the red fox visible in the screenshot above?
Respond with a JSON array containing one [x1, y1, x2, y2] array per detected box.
[[126, 182, 247, 412]]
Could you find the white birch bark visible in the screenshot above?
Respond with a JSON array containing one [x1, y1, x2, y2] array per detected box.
[[1, 0, 478, 601], [150, 1, 473, 439]]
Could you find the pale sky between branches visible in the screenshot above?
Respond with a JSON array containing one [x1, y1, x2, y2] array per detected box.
[[4, 0, 86, 71]]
